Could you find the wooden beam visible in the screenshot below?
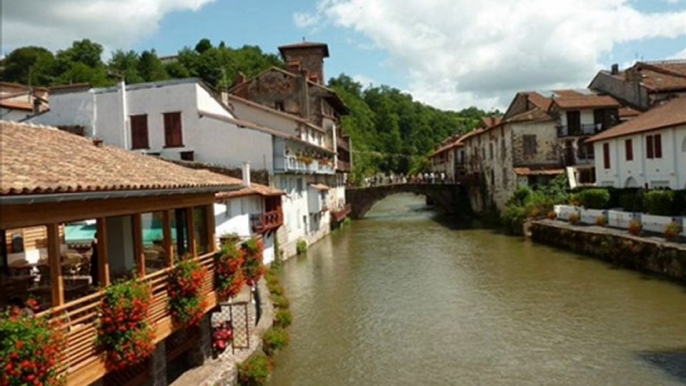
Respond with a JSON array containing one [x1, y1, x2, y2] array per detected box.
[[47, 223, 64, 306], [186, 207, 196, 258], [205, 205, 216, 254], [96, 218, 110, 287], [162, 210, 173, 267], [132, 213, 145, 278], [1, 193, 216, 229]]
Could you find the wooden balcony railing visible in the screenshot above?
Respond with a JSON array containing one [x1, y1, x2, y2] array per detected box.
[[42, 252, 219, 386], [251, 210, 283, 234], [336, 160, 351, 172], [331, 204, 352, 223]]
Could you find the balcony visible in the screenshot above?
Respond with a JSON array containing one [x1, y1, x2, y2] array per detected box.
[[337, 137, 351, 152], [558, 123, 602, 137], [279, 155, 335, 175], [331, 204, 352, 223], [336, 160, 351, 172], [250, 209, 284, 234]]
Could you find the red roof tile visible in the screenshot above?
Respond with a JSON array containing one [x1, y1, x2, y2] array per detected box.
[[588, 97, 686, 142], [552, 95, 621, 110], [0, 121, 243, 196]]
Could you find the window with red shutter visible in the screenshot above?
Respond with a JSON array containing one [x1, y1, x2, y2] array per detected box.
[[130, 114, 149, 149], [625, 139, 633, 161], [654, 134, 662, 158], [603, 143, 610, 169], [646, 135, 654, 159], [163, 112, 183, 147]]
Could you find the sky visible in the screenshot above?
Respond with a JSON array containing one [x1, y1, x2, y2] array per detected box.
[[2, 0, 686, 111]]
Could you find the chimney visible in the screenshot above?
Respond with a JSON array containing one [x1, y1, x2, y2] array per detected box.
[[242, 162, 251, 187], [611, 64, 619, 75], [93, 138, 103, 147], [32, 98, 42, 115]]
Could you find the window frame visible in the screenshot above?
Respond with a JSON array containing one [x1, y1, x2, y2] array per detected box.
[[625, 139, 633, 161], [163, 112, 184, 148], [130, 114, 150, 150], [603, 142, 611, 169]]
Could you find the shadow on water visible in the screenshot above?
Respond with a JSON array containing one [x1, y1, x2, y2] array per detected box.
[[638, 349, 686, 385]]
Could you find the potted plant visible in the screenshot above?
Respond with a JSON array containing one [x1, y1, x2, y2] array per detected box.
[[168, 258, 207, 327], [628, 218, 643, 236], [215, 243, 245, 300], [242, 238, 265, 286], [569, 212, 580, 225], [546, 211, 557, 221], [664, 221, 683, 241], [595, 215, 608, 227]]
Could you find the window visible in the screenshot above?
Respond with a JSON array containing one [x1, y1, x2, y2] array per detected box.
[[163, 112, 183, 148], [296, 178, 303, 193], [646, 134, 662, 159], [523, 135, 537, 157], [625, 139, 633, 161], [171, 209, 189, 259], [567, 111, 581, 134], [275, 101, 285, 111], [140, 212, 166, 273], [130, 114, 149, 149], [489, 143, 493, 159], [193, 207, 210, 255], [603, 143, 610, 169]]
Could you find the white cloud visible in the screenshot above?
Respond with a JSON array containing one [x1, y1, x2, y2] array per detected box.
[[1, 0, 216, 54], [297, 0, 686, 110], [293, 12, 320, 28], [352, 74, 377, 88], [669, 47, 686, 58]]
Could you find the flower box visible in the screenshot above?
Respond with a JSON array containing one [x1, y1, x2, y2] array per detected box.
[[555, 205, 578, 221], [580, 208, 606, 225], [607, 210, 637, 230], [640, 214, 676, 234]]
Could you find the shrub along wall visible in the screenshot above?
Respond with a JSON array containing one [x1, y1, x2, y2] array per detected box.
[[531, 221, 686, 282], [572, 187, 686, 215]]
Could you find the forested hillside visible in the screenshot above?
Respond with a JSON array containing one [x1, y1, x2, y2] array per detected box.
[[1, 39, 491, 178]]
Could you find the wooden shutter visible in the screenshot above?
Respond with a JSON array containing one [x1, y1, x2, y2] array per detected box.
[[603, 143, 610, 169], [646, 135, 654, 159], [163, 112, 183, 147], [625, 139, 633, 161], [130, 114, 149, 149], [654, 134, 662, 158]]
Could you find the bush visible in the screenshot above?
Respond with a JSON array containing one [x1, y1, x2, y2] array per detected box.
[[569, 212, 580, 225], [546, 211, 557, 220], [579, 189, 610, 209], [267, 281, 284, 297], [237, 354, 272, 386], [270, 294, 290, 309], [296, 239, 307, 255], [664, 221, 682, 240], [673, 190, 686, 215], [501, 204, 527, 235], [262, 328, 290, 356], [644, 190, 675, 216], [620, 191, 644, 212], [273, 308, 293, 328]]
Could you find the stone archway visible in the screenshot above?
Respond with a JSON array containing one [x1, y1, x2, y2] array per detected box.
[[625, 177, 639, 188]]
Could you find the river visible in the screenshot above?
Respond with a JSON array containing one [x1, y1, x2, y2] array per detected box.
[[269, 194, 686, 386]]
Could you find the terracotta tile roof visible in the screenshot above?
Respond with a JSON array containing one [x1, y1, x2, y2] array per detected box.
[[606, 61, 686, 92], [0, 100, 34, 111], [507, 108, 553, 123], [309, 183, 330, 191], [528, 92, 553, 111], [215, 184, 284, 199], [0, 121, 243, 196], [278, 42, 330, 58], [514, 167, 565, 176], [618, 106, 641, 119], [588, 97, 686, 143], [480, 116, 503, 128], [552, 95, 621, 110]]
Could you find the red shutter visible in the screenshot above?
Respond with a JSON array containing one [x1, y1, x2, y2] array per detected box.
[[654, 134, 662, 158], [163, 112, 183, 147], [130, 114, 149, 149], [646, 135, 654, 159], [625, 139, 633, 161], [603, 143, 610, 169]]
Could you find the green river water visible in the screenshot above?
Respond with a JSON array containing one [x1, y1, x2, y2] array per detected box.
[[269, 193, 686, 386]]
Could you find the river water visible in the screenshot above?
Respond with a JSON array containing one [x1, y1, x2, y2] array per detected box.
[[269, 194, 686, 386]]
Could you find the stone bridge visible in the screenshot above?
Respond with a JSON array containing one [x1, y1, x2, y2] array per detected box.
[[345, 184, 470, 219]]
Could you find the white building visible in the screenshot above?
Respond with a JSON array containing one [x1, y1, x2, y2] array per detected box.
[[589, 97, 686, 190]]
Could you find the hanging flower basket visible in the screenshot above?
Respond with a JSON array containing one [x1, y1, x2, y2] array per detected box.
[[216, 243, 245, 300], [97, 280, 155, 371], [0, 300, 65, 386], [242, 238, 265, 286], [168, 258, 208, 327]]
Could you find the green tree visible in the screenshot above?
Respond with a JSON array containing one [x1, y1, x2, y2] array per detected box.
[[138, 50, 168, 82], [108, 50, 143, 83], [0, 46, 55, 86]]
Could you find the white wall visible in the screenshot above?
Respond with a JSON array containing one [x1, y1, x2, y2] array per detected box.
[[30, 91, 95, 136], [594, 125, 686, 189], [1, 108, 33, 121]]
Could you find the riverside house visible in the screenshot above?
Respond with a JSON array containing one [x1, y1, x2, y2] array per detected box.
[[0, 120, 245, 386], [588, 96, 686, 189]]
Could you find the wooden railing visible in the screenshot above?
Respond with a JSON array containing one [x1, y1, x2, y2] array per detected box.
[[336, 160, 351, 172], [251, 210, 283, 234], [331, 204, 352, 223], [41, 252, 219, 386]]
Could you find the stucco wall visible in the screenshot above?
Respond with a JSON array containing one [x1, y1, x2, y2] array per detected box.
[[30, 91, 95, 135], [594, 125, 686, 189], [511, 121, 559, 166]]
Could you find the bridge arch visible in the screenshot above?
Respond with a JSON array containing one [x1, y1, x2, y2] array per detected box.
[[345, 184, 470, 219]]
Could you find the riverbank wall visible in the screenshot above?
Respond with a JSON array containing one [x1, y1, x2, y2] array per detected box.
[[531, 220, 686, 282]]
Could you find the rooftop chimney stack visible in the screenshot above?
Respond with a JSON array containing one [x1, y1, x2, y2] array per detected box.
[[242, 162, 251, 187], [611, 64, 619, 75], [279, 42, 330, 85]]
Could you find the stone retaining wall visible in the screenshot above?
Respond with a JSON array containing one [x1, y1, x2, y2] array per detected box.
[[531, 220, 686, 282]]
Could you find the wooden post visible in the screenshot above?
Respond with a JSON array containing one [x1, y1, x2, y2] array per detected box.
[[186, 207, 197, 258], [162, 211, 173, 267], [132, 213, 145, 278], [205, 205, 216, 253], [96, 218, 110, 287], [47, 223, 64, 306]]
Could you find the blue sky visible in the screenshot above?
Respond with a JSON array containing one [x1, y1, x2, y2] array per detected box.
[[3, 0, 686, 110]]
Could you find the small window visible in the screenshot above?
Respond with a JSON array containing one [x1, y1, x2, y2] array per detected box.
[[523, 135, 537, 157], [130, 114, 149, 150], [163, 112, 183, 148], [296, 178, 303, 193], [646, 134, 662, 159], [603, 143, 611, 169], [625, 139, 633, 161]]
